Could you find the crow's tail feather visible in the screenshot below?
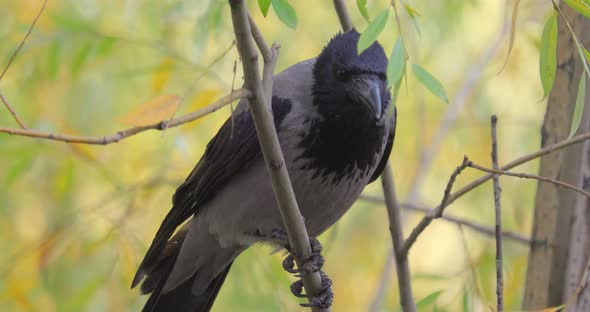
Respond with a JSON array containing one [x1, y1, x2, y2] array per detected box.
[[142, 260, 233, 312]]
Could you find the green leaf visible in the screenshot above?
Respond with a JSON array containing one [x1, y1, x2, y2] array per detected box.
[[563, 0, 590, 19], [387, 38, 405, 88], [95, 37, 115, 57], [556, 5, 590, 82], [48, 41, 60, 80], [569, 74, 586, 138], [539, 13, 558, 98], [271, 0, 297, 29], [463, 289, 470, 312], [358, 9, 389, 54], [71, 42, 94, 75], [402, 1, 420, 18], [584, 46, 590, 62], [51, 13, 92, 32], [258, 0, 272, 17], [356, 0, 370, 22], [412, 64, 449, 103], [4, 151, 34, 187], [416, 290, 443, 309]]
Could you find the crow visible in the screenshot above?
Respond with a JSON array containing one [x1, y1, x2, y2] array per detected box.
[[132, 29, 396, 312]]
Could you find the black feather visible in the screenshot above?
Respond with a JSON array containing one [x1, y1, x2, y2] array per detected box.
[[132, 97, 292, 288], [143, 261, 233, 312], [368, 106, 397, 183]]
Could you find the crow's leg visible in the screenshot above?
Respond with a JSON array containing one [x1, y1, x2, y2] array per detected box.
[[269, 229, 333, 309]]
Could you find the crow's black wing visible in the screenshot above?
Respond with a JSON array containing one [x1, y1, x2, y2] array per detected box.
[[369, 106, 397, 184], [132, 97, 292, 288]]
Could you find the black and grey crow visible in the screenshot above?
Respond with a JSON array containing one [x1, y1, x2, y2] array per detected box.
[[132, 30, 397, 312]]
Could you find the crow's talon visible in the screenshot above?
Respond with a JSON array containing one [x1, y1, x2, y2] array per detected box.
[[290, 279, 307, 298], [282, 254, 298, 274], [298, 271, 333, 309], [281, 237, 325, 277]]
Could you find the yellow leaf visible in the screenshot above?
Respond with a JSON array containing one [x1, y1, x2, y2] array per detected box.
[[58, 124, 99, 162], [119, 95, 181, 126], [182, 89, 222, 129], [499, 0, 521, 73], [151, 58, 174, 92], [189, 89, 220, 111]]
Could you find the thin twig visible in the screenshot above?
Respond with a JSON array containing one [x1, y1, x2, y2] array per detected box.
[[248, 15, 271, 62], [401, 157, 470, 255], [390, 0, 408, 58], [381, 165, 416, 312], [490, 115, 504, 312], [0, 0, 47, 82], [332, 0, 353, 31], [358, 195, 538, 245], [0, 89, 27, 129], [228, 1, 328, 310], [402, 130, 590, 254], [248, 15, 278, 106], [467, 162, 590, 200], [0, 0, 48, 129], [0, 89, 249, 144]]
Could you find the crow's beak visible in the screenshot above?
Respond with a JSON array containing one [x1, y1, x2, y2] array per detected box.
[[367, 82, 382, 119], [347, 77, 383, 119]]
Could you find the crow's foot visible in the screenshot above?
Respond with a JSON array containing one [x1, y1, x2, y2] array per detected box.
[[281, 237, 324, 277], [291, 271, 334, 309]]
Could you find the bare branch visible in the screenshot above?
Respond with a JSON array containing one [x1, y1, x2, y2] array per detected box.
[[0, 0, 48, 129], [401, 157, 470, 256], [490, 115, 504, 312], [228, 1, 328, 310], [359, 195, 538, 245], [0, 89, 249, 144], [381, 165, 416, 312], [0, 89, 27, 129], [0, 0, 47, 82], [402, 131, 590, 254], [248, 15, 272, 62], [332, 0, 353, 32], [248, 15, 279, 107], [467, 162, 590, 200]]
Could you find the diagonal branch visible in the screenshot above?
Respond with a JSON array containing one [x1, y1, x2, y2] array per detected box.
[[0, 89, 27, 129], [0, 0, 47, 82], [402, 157, 471, 255], [467, 161, 590, 199], [359, 195, 539, 245], [402, 130, 590, 255], [0, 89, 249, 144], [228, 1, 328, 311], [0, 0, 48, 129]]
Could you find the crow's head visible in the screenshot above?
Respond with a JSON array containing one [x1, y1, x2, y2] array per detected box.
[[313, 30, 390, 121]]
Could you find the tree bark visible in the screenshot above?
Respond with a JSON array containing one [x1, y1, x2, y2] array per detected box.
[[523, 4, 590, 309]]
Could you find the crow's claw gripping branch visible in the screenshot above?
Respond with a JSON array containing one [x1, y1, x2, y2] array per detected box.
[[269, 229, 333, 308], [296, 271, 334, 309], [281, 237, 325, 277]]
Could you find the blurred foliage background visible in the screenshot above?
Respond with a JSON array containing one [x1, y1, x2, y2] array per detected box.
[[0, 0, 554, 311]]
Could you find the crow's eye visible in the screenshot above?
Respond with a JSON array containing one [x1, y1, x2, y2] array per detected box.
[[336, 69, 350, 81], [377, 73, 387, 81]]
